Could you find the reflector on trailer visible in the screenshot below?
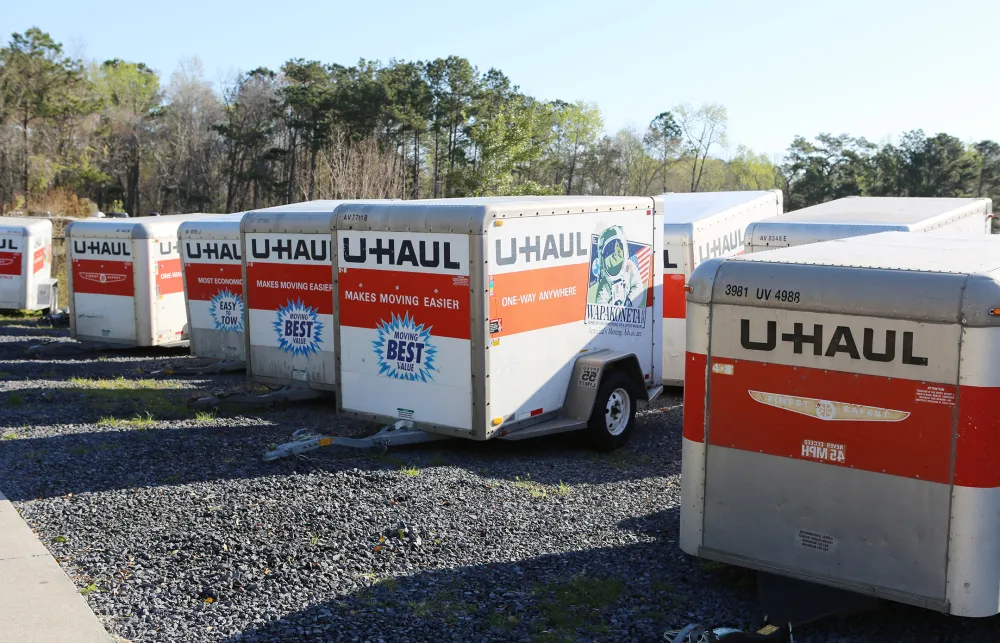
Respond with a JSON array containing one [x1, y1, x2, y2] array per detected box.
[[0, 217, 57, 312], [745, 196, 992, 253], [682, 231, 1000, 618], [66, 213, 217, 347], [658, 190, 783, 385]]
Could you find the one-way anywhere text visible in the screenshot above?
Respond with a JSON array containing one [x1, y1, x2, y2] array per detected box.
[[500, 285, 577, 307]]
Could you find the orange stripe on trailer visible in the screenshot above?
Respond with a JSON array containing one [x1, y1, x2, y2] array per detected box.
[[72, 258, 134, 296], [184, 263, 243, 301], [956, 385, 1000, 488], [0, 251, 22, 277], [663, 274, 687, 319], [704, 358, 955, 485], [156, 258, 184, 295], [489, 262, 589, 336], [339, 268, 471, 340], [683, 352, 707, 442]]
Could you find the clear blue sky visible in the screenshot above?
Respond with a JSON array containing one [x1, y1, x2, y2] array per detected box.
[[4, 0, 998, 159]]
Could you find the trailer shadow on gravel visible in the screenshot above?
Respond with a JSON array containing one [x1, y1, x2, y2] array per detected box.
[[0, 355, 215, 383], [216, 507, 700, 643], [220, 506, 1000, 643], [221, 507, 1000, 643], [0, 393, 683, 501]]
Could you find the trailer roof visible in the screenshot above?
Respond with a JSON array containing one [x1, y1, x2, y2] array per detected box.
[[691, 231, 1000, 327], [0, 216, 53, 235], [735, 231, 1000, 275], [659, 190, 780, 224], [178, 212, 247, 238], [334, 196, 655, 232], [245, 200, 354, 215], [67, 213, 217, 239], [763, 196, 990, 226], [241, 199, 385, 233]]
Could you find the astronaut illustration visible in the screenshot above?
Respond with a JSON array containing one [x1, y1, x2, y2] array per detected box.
[[592, 226, 643, 308]]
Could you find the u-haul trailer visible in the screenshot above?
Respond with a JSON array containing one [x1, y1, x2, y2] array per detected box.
[[681, 231, 1000, 620], [66, 213, 215, 347], [179, 213, 249, 362], [660, 190, 782, 385], [241, 200, 396, 392], [265, 196, 664, 459], [745, 196, 991, 253], [0, 217, 57, 312]]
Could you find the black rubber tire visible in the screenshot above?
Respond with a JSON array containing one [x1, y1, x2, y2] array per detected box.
[[586, 370, 637, 451]]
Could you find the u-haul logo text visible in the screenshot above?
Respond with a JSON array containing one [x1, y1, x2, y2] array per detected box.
[[73, 240, 131, 257], [494, 233, 588, 266], [251, 238, 329, 262], [185, 241, 241, 261], [343, 237, 459, 269], [697, 230, 743, 263], [740, 319, 929, 366], [0, 238, 20, 250]]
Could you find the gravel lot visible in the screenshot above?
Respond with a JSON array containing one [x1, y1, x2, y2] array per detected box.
[[2, 314, 1000, 642]]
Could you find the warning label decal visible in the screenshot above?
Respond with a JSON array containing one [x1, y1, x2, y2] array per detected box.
[[915, 386, 956, 406]]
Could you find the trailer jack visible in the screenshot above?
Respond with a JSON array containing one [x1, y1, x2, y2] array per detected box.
[[263, 421, 451, 461]]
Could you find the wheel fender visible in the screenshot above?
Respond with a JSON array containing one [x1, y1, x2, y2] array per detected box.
[[562, 349, 648, 422]]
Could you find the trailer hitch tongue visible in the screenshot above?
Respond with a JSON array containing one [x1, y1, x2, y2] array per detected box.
[[262, 420, 450, 462]]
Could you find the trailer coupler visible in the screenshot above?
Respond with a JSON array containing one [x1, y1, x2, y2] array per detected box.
[[263, 421, 451, 461]]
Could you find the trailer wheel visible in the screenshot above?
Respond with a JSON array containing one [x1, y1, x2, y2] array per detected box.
[[587, 371, 637, 451]]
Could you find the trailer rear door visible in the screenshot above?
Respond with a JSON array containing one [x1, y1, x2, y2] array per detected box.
[[337, 229, 474, 430], [699, 260, 961, 606]]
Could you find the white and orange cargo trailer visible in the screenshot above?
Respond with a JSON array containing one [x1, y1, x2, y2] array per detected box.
[[745, 196, 991, 253], [681, 231, 1000, 617], [659, 190, 782, 385], [66, 214, 214, 347], [0, 217, 57, 312], [179, 213, 249, 361], [241, 200, 395, 391]]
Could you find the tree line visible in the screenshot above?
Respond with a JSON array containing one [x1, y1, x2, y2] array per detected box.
[[1, 27, 997, 218]]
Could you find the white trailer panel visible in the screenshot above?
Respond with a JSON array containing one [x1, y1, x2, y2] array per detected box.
[[682, 231, 1000, 617], [179, 213, 248, 361], [659, 190, 782, 385], [745, 196, 991, 253], [66, 213, 215, 347], [0, 217, 56, 311], [333, 196, 663, 444], [241, 200, 393, 390]]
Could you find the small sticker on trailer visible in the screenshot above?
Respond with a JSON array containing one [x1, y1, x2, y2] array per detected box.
[[578, 365, 600, 388]]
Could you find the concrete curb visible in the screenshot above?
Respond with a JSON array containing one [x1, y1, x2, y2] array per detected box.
[[0, 491, 113, 643]]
